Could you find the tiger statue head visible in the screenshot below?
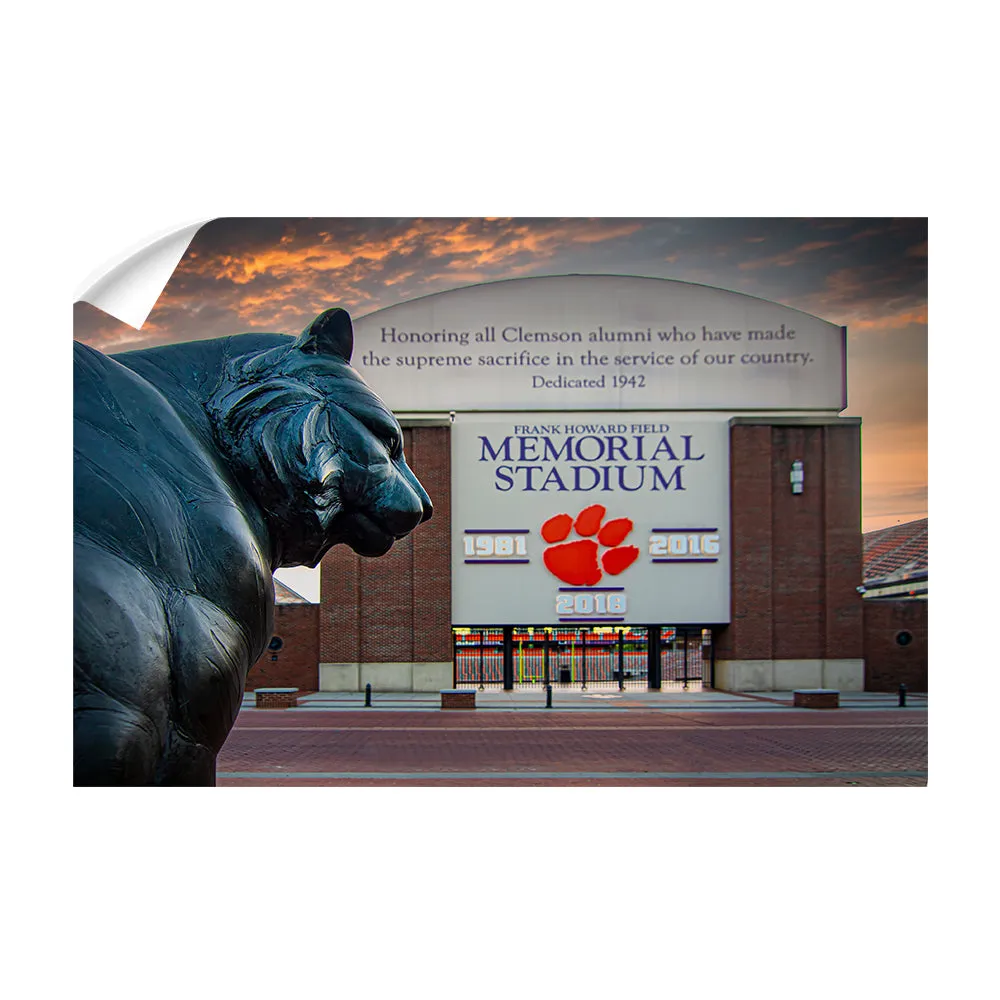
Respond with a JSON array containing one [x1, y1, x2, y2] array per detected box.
[[206, 307, 432, 567]]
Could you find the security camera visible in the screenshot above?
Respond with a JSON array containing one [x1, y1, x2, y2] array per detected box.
[[449, 410, 456, 424], [856, 585, 866, 594]]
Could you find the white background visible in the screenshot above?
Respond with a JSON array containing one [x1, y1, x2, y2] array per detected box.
[[5, 4, 988, 999]]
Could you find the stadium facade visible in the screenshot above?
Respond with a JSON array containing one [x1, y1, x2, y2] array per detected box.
[[271, 274, 881, 694]]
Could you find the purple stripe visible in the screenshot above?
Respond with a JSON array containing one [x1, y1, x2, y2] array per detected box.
[[463, 529, 531, 534], [651, 528, 718, 533], [463, 559, 531, 564], [558, 618, 626, 623], [558, 587, 626, 592], [651, 558, 719, 563]]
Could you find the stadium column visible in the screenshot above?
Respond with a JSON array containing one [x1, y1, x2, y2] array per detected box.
[[647, 625, 662, 689], [503, 625, 514, 690]]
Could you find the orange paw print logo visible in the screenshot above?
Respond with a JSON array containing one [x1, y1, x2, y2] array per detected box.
[[541, 504, 640, 586]]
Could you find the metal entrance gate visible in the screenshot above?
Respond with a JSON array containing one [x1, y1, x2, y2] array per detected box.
[[519, 627, 649, 690], [660, 627, 713, 690], [452, 628, 504, 688], [453, 626, 713, 691]]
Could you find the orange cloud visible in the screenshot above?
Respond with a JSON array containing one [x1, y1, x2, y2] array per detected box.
[[853, 306, 928, 331], [848, 226, 890, 242], [186, 219, 642, 288], [152, 219, 654, 332], [784, 267, 928, 329], [738, 240, 837, 270], [180, 220, 447, 288], [421, 219, 643, 268], [569, 220, 644, 244], [383, 269, 416, 287]]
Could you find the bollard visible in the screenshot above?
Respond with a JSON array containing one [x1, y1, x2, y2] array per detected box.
[[545, 684, 552, 709], [365, 682, 372, 707], [898, 682, 907, 708]]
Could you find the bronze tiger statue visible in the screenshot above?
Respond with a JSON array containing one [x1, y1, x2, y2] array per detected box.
[[74, 307, 431, 785]]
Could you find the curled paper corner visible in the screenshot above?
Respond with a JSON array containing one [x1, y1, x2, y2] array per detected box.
[[76, 220, 208, 330]]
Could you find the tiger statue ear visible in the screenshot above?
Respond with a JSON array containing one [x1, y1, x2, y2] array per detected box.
[[295, 307, 354, 362]]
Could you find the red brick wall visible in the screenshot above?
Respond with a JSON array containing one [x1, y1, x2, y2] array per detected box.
[[320, 425, 452, 664], [715, 419, 863, 662], [823, 426, 865, 658], [718, 424, 773, 659], [410, 426, 452, 662], [863, 600, 928, 692], [771, 426, 826, 659], [246, 603, 320, 692]]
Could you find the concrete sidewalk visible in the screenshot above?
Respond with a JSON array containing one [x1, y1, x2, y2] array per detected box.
[[242, 687, 927, 713]]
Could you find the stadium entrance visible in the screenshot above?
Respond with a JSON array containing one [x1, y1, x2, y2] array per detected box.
[[453, 626, 714, 691]]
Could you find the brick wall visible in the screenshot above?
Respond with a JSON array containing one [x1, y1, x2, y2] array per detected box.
[[863, 600, 928, 692], [320, 425, 452, 664], [245, 603, 320, 692], [715, 419, 864, 662], [718, 423, 772, 659]]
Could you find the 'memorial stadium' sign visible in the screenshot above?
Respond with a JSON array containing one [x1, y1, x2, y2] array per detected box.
[[353, 275, 846, 412], [451, 413, 730, 625]]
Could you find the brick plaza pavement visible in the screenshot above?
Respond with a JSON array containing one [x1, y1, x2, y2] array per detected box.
[[217, 706, 928, 786]]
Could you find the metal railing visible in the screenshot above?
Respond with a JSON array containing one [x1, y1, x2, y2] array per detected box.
[[453, 629, 505, 688], [455, 626, 713, 690], [660, 628, 711, 690]]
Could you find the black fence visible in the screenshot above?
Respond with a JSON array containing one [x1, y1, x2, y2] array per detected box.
[[660, 627, 712, 689], [519, 628, 648, 690], [453, 629, 505, 688], [454, 626, 713, 690]]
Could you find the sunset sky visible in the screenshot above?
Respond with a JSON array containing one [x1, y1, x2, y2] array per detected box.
[[74, 217, 927, 533]]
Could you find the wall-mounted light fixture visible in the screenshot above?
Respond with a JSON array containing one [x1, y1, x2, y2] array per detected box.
[[790, 460, 804, 494]]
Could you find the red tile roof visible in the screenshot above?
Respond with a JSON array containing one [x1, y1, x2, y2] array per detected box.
[[274, 578, 310, 604], [863, 517, 928, 583]]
